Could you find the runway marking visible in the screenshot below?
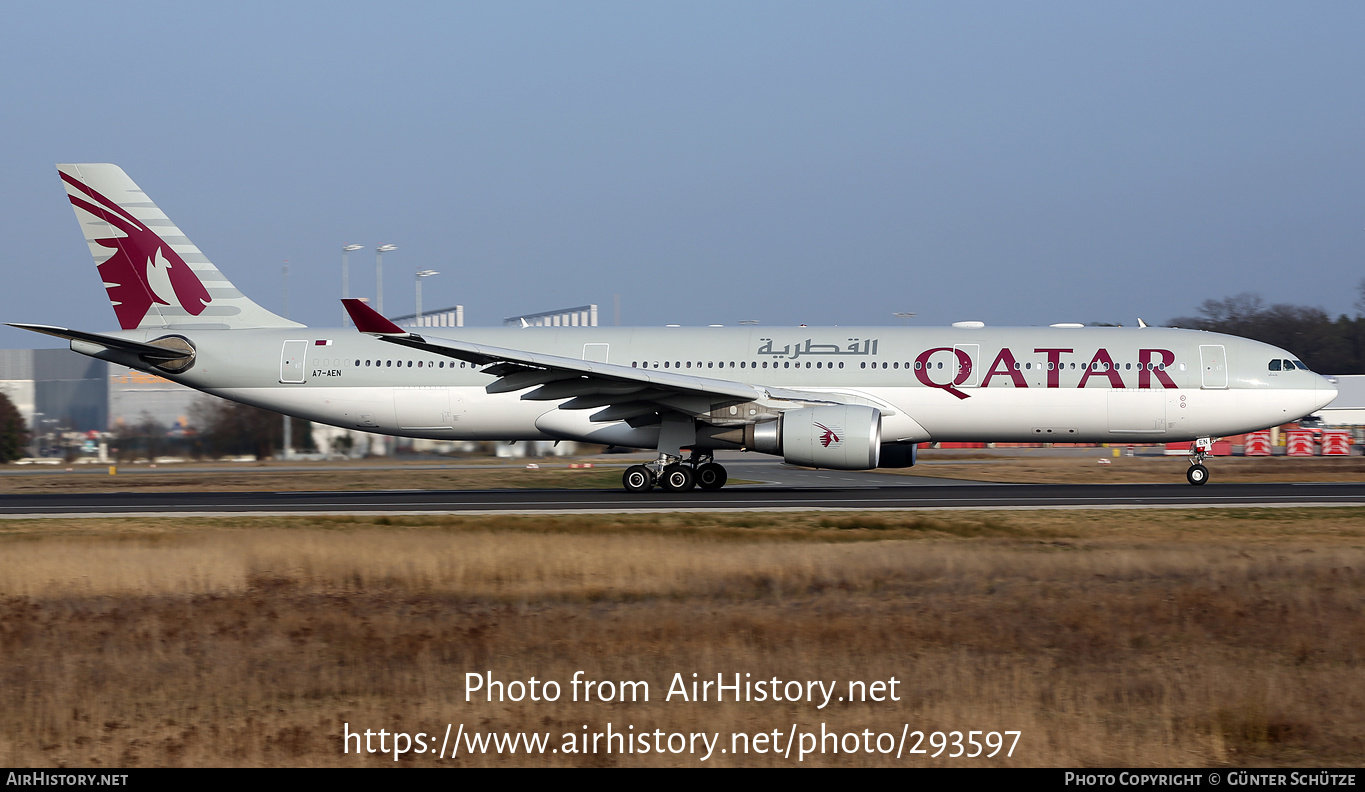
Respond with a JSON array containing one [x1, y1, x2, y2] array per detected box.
[[3, 503, 1364, 519]]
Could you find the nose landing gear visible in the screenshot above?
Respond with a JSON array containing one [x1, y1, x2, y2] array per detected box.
[[1186, 437, 1214, 485]]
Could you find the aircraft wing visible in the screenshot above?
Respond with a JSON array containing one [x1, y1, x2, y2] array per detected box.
[[344, 300, 764, 420], [342, 299, 884, 423]]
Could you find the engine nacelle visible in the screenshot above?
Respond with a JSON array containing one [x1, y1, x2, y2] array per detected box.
[[750, 405, 882, 470], [878, 442, 917, 468]]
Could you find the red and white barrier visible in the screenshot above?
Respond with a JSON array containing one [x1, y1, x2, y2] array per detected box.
[[1322, 430, 1351, 456], [1243, 431, 1273, 456], [1286, 430, 1317, 456]]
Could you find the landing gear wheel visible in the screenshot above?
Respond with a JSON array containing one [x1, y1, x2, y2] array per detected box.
[[696, 462, 728, 490], [659, 464, 696, 492], [623, 465, 655, 492], [1186, 464, 1209, 486]]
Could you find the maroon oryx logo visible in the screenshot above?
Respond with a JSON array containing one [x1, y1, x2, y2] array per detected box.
[[815, 422, 841, 448], [61, 172, 212, 329]]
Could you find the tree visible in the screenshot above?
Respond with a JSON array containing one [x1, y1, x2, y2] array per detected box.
[[1170, 291, 1364, 375], [189, 397, 314, 459], [0, 392, 30, 462]]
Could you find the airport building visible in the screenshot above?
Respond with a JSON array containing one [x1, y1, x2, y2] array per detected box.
[[0, 349, 110, 434], [391, 305, 464, 329], [504, 305, 598, 327], [0, 348, 221, 436], [1320, 375, 1365, 429]]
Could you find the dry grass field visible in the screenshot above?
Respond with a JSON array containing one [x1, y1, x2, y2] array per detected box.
[[0, 462, 625, 494], [0, 509, 1362, 767]]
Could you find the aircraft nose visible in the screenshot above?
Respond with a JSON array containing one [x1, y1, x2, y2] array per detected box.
[[1316, 375, 1339, 411]]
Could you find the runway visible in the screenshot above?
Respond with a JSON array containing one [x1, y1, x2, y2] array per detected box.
[[3, 481, 1364, 517]]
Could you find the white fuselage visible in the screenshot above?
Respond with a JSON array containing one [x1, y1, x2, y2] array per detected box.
[[87, 324, 1336, 451]]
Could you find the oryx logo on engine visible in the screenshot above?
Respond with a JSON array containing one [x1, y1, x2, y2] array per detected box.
[[815, 422, 841, 448]]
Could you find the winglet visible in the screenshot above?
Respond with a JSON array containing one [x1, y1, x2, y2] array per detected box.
[[342, 299, 410, 336]]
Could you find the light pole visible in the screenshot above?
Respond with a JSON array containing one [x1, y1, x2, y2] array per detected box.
[[282, 258, 294, 459], [376, 244, 397, 315], [342, 244, 362, 325], [415, 269, 439, 324]]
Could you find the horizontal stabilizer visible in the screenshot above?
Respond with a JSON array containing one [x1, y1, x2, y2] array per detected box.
[[6, 323, 193, 361]]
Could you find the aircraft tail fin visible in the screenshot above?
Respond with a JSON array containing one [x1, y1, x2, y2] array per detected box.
[[57, 163, 302, 331]]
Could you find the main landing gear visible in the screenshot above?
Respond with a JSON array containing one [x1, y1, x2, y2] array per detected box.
[[622, 452, 728, 493], [1186, 437, 1213, 486]]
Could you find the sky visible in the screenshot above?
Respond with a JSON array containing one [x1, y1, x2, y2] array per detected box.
[[2, 1, 1362, 349]]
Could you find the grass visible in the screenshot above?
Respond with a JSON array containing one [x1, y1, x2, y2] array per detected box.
[[0, 509, 1363, 766], [0, 463, 627, 493]]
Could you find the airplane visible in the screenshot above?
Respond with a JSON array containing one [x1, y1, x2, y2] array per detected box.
[[9, 164, 1338, 491]]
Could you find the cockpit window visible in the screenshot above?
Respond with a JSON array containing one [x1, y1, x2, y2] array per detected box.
[[1269, 360, 1282, 371], [1293, 360, 1309, 371]]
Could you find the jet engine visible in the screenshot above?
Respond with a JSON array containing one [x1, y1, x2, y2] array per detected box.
[[878, 442, 917, 468], [747, 404, 883, 470]]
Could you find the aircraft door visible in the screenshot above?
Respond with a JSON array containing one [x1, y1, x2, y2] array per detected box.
[[953, 345, 980, 388], [582, 343, 609, 363], [1199, 345, 1227, 389], [280, 340, 307, 384]]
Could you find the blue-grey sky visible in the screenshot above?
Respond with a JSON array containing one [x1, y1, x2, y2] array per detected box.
[[3, 1, 1362, 348]]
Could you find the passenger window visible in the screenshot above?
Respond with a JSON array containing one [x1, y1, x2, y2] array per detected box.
[[838, 362, 844, 369]]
